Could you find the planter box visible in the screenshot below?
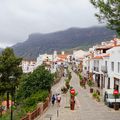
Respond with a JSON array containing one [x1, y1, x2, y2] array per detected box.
[[114, 103, 119, 110], [90, 88, 93, 93]]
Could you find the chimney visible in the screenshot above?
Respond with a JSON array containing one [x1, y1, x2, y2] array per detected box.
[[54, 51, 57, 56], [61, 51, 64, 55]]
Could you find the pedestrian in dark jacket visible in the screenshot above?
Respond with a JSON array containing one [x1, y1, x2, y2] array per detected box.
[[52, 94, 55, 106]]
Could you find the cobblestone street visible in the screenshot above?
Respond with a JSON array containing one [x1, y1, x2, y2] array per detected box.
[[36, 69, 120, 120]]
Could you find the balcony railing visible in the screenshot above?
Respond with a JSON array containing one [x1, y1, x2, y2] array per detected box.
[[101, 65, 107, 73], [93, 67, 99, 72]]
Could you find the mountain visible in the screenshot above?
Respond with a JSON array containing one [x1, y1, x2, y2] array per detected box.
[[12, 26, 116, 60], [0, 48, 3, 53]]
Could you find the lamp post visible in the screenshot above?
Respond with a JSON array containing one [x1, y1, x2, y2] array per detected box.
[[113, 89, 119, 110], [9, 75, 16, 120], [70, 88, 75, 110]]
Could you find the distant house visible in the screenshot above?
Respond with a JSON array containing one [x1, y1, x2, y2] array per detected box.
[[36, 53, 53, 67], [57, 51, 68, 65], [22, 60, 36, 73], [72, 50, 87, 73], [36, 51, 68, 73]]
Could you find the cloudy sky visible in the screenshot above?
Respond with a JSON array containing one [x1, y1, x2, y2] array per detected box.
[[0, 0, 102, 48]]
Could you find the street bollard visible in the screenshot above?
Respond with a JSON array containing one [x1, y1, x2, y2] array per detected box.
[[45, 114, 52, 120], [57, 109, 59, 117]]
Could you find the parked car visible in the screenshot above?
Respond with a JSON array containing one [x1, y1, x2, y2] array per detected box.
[[104, 89, 120, 108]]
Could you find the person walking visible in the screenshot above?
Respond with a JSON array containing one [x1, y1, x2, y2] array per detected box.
[[57, 94, 61, 107], [52, 94, 55, 106]]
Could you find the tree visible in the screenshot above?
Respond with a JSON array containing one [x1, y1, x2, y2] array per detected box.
[[90, 0, 120, 36], [17, 65, 54, 99], [0, 48, 22, 109]]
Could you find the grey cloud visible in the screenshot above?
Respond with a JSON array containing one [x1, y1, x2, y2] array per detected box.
[[0, 0, 101, 48]]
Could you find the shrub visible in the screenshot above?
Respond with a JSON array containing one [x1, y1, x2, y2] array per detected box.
[[17, 65, 54, 100], [32, 90, 49, 102], [80, 80, 86, 88], [66, 68, 72, 80], [23, 97, 37, 107], [96, 95, 100, 102], [68, 72, 72, 80], [61, 86, 68, 94], [96, 90, 100, 95], [65, 79, 70, 83], [92, 91, 97, 98], [14, 90, 49, 118], [65, 79, 70, 89], [87, 80, 94, 88], [1, 111, 10, 120], [79, 74, 82, 81], [92, 91, 101, 102]]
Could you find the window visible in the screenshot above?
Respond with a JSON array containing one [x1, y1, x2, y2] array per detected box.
[[105, 61, 107, 71], [118, 62, 120, 73], [111, 62, 114, 72]]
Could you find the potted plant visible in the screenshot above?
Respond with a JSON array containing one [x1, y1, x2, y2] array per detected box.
[[113, 93, 120, 110], [92, 91, 97, 99], [96, 89, 100, 95], [65, 79, 70, 89], [96, 95, 100, 102], [61, 86, 68, 94], [79, 73, 82, 81], [87, 80, 94, 93], [70, 88, 78, 110]]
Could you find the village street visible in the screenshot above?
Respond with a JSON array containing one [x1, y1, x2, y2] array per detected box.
[[36, 69, 120, 120]]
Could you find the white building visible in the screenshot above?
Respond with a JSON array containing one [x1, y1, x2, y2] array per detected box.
[[72, 50, 87, 72], [36, 51, 68, 73], [36, 53, 53, 67], [73, 50, 87, 62], [105, 46, 120, 92], [22, 60, 36, 73]]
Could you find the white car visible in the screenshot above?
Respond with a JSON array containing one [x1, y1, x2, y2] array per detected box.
[[104, 89, 120, 108]]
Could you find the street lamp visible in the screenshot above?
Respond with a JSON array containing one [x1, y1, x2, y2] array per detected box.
[[9, 75, 16, 120], [70, 88, 75, 110]]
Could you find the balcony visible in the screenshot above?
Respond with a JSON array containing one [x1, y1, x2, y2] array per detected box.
[[101, 65, 107, 73], [93, 66, 99, 72]]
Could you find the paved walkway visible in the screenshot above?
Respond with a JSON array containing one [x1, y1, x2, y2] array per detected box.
[[37, 69, 120, 120]]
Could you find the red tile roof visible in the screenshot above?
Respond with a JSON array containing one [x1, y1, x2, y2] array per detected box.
[[93, 56, 103, 59], [57, 54, 68, 59], [96, 45, 114, 50], [102, 54, 110, 57], [92, 54, 110, 59]]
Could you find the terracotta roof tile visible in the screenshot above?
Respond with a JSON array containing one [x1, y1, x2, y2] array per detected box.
[[93, 56, 103, 59], [96, 45, 114, 50], [57, 54, 68, 59], [102, 54, 110, 57]]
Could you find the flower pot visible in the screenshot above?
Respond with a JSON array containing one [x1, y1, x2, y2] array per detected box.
[[70, 99, 75, 110], [66, 84, 70, 89], [114, 103, 119, 110], [90, 88, 93, 93]]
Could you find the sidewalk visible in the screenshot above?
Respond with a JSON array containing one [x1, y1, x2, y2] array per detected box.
[[36, 76, 66, 120]]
